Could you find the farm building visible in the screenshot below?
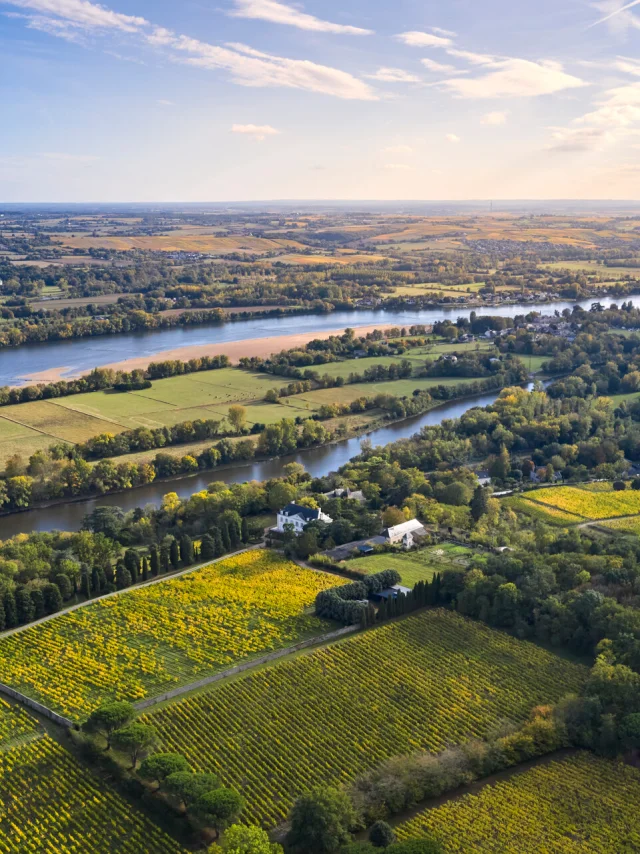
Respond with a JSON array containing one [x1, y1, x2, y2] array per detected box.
[[384, 519, 427, 549], [372, 584, 412, 602], [274, 503, 333, 535]]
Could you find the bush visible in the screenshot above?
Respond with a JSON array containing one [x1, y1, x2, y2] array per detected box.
[[369, 820, 396, 848]]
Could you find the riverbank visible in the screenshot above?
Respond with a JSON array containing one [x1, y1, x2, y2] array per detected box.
[[5, 295, 634, 388], [17, 322, 403, 385], [0, 388, 507, 538]]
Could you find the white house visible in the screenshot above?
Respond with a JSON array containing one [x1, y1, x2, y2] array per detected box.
[[274, 503, 333, 535], [384, 519, 427, 549]]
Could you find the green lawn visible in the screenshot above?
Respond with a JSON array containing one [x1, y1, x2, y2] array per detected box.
[[519, 354, 549, 374], [345, 544, 475, 586], [296, 376, 476, 408]]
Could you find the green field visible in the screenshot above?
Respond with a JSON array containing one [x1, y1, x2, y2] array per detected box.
[[313, 342, 497, 381], [345, 544, 474, 586], [144, 609, 587, 827], [396, 752, 640, 853], [0, 551, 341, 719], [0, 368, 300, 467], [295, 376, 472, 408], [0, 362, 483, 468]]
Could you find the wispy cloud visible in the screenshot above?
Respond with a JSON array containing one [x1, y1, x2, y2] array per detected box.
[[446, 133, 461, 143], [8, 0, 146, 31], [442, 57, 587, 99], [365, 67, 420, 83], [383, 163, 411, 170], [547, 82, 640, 151], [2, 0, 377, 100], [396, 30, 453, 48], [446, 48, 500, 66], [229, 0, 372, 35], [231, 123, 280, 140], [421, 57, 458, 73], [163, 37, 377, 99]]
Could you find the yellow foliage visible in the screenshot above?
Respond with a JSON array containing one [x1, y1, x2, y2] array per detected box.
[[396, 752, 640, 852], [0, 550, 340, 720]]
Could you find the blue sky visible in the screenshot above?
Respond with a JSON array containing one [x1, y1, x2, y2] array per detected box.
[[1, 0, 639, 201]]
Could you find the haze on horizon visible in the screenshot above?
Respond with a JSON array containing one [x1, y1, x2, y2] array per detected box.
[[1, 0, 640, 202]]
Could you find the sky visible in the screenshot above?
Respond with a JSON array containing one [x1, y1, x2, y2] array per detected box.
[[1, 0, 640, 201]]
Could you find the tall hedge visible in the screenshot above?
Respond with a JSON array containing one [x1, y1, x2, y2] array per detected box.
[[315, 569, 401, 625]]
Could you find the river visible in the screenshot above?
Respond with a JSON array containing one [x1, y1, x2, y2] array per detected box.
[[5, 296, 631, 386], [0, 389, 506, 537]]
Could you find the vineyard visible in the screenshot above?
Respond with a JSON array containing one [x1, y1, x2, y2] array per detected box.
[[0, 550, 340, 719], [0, 733, 187, 854], [526, 485, 640, 520], [0, 698, 40, 751], [145, 610, 587, 827], [601, 516, 640, 534], [506, 495, 584, 526], [395, 752, 640, 853]]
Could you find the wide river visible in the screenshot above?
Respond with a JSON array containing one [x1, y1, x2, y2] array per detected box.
[[4, 296, 629, 386], [0, 385, 543, 538], [0, 295, 626, 536]]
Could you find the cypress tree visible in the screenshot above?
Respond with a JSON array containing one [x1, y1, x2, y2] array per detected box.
[[30, 588, 45, 620], [98, 566, 109, 591], [220, 522, 231, 552], [141, 557, 149, 582], [116, 564, 132, 590], [91, 566, 102, 595], [3, 591, 17, 628], [0, 599, 6, 632], [212, 527, 225, 557], [124, 549, 140, 578], [160, 543, 171, 574], [227, 517, 241, 550], [179, 534, 194, 566], [169, 538, 180, 570], [43, 583, 63, 615], [15, 588, 34, 625], [431, 573, 442, 605], [200, 534, 216, 561], [82, 570, 92, 599], [149, 546, 160, 577], [241, 517, 249, 543]]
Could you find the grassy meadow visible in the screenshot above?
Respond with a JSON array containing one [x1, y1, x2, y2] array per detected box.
[[344, 544, 475, 586]]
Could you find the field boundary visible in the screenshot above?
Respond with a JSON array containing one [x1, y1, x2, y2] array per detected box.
[[134, 625, 358, 711], [0, 682, 73, 728]]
